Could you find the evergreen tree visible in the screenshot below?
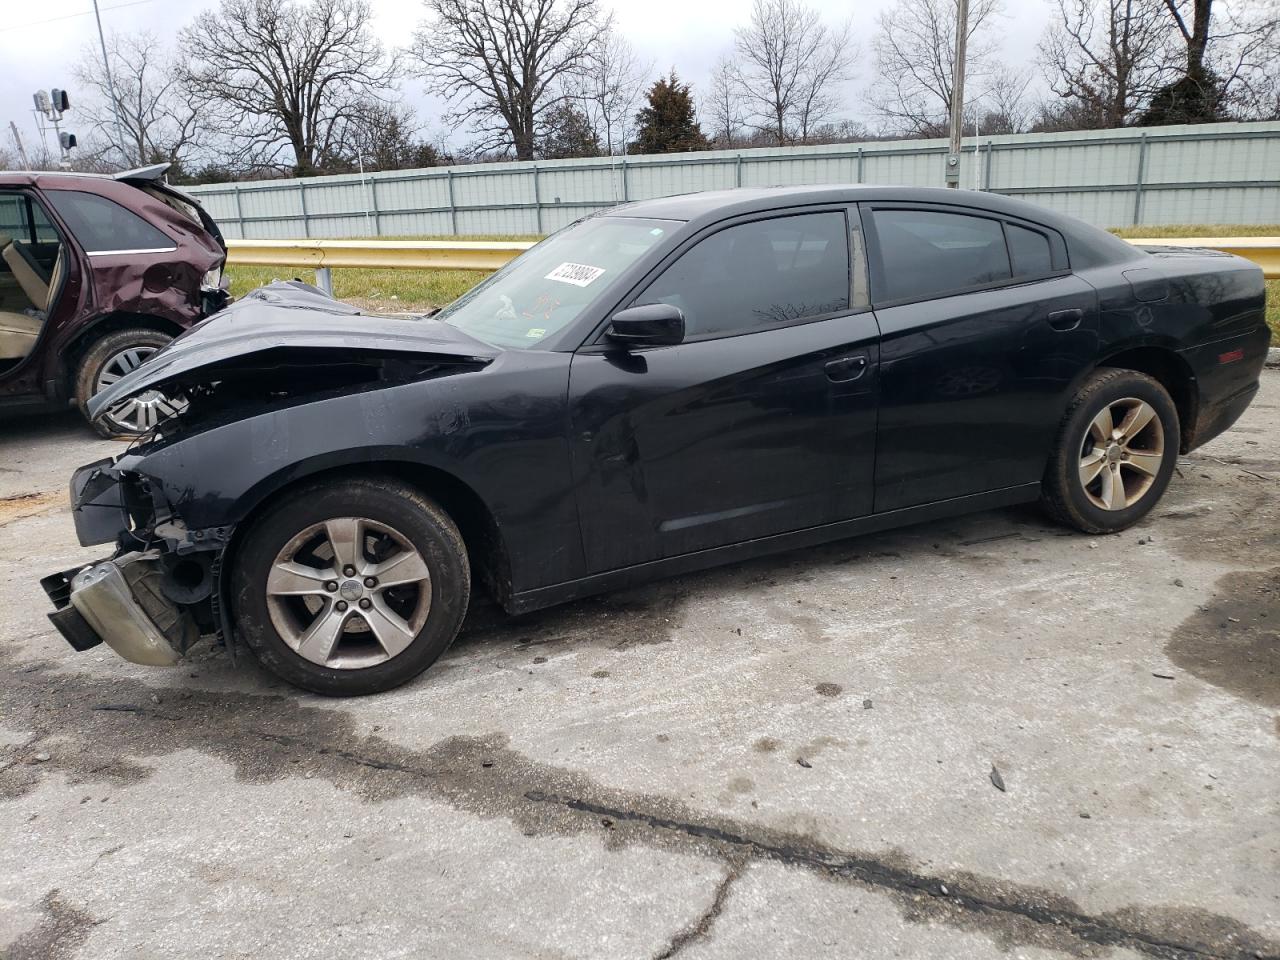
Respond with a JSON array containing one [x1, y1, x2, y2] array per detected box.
[[630, 70, 709, 154], [539, 103, 601, 159]]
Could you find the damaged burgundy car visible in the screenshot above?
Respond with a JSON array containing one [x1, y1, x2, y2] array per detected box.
[[0, 164, 227, 437], [41, 187, 1270, 696]]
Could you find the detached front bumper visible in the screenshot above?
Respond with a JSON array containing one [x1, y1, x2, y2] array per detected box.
[[41, 551, 199, 666]]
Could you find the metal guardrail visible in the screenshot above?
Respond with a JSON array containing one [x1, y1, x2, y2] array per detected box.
[[224, 238, 535, 293], [225, 236, 1279, 295]]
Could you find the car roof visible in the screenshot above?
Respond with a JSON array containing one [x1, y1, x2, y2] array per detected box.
[[613, 184, 1037, 224], [0, 170, 118, 190], [609, 184, 1140, 268]]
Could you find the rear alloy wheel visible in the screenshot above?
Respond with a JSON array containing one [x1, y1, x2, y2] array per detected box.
[[75, 328, 179, 438], [232, 479, 470, 696], [1077, 397, 1165, 512], [1042, 368, 1179, 534]]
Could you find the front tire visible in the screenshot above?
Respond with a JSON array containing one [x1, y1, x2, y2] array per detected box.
[[1041, 368, 1179, 534], [231, 478, 470, 696], [75, 327, 175, 438]]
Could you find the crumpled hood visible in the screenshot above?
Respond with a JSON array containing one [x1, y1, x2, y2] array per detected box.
[[88, 281, 499, 420]]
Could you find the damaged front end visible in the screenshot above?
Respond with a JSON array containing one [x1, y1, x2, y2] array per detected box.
[[42, 281, 499, 668], [41, 456, 227, 666]]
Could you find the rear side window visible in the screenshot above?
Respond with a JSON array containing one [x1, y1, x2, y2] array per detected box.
[[45, 190, 174, 254], [0, 194, 25, 241], [872, 209, 1010, 302], [1007, 223, 1054, 278], [636, 211, 850, 338], [0, 193, 59, 245]]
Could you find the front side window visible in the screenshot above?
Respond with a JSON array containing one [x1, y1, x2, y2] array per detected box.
[[635, 211, 850, 338], [872, 209, 1011, 302], [436, 216, 675, 349], [45, 190, 174, 253]]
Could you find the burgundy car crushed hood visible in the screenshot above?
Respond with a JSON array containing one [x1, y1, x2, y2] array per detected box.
[[87, 281, 499, 421]]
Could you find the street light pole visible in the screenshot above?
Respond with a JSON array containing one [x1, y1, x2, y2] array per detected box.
[[945, 0, 969, 188], [91, 0, 130, 166]]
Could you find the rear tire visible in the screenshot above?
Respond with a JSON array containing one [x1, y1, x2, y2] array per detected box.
[[75, 327, 174, 439], [1041, 368, 1179, 534], [231, 478, 470, 696]]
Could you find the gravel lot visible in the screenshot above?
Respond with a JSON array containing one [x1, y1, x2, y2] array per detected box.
[[1, 372, 1277, 960]]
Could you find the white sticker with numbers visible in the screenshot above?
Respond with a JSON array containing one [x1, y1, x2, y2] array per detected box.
[[544, 262, 606, 287]]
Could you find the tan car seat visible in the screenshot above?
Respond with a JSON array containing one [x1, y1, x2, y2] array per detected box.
[[3, 241, 51, 307], [0, 243, 60, 361]]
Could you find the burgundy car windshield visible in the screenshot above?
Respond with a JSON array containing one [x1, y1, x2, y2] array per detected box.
[[435, 217, 676, 348]]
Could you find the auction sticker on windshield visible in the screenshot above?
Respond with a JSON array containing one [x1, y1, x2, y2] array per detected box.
[[545, 262, 606, 287]]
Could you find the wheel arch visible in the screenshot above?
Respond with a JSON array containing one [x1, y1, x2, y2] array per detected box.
[[221, 455, 513, 615], [1093, 344, 1198, 453], [61, 311, 186, 396]]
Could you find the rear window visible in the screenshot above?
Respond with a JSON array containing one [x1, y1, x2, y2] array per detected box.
[[1007, 223, 1055, 278], [45, 190, 174, 254]]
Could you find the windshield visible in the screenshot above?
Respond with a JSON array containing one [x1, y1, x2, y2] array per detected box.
[[435, 216, 678, 348]]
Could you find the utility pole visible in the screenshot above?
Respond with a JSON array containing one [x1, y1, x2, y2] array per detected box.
[[9, 122, 31, 171], [91, 0, 130, 166], [945, 0, 969, 188]]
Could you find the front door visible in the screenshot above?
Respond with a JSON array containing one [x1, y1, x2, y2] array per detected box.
[[569, 209, 880, 573]]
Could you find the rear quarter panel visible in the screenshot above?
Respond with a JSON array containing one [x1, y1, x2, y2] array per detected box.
[[1082, 251, 1268, 450]]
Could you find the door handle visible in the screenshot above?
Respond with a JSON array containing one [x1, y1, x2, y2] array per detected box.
[[1047, 308, 1084, 331], [825, 355, 868, 383]]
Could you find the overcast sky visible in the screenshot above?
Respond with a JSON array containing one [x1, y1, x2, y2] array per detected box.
[[0, 0, 1052, 160]]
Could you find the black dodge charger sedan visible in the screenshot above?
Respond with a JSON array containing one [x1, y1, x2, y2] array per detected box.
[[43, 186, 1270, 695]]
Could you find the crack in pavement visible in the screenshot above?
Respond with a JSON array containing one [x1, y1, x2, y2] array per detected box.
[[524, 792, 1280, 960], [653, 863, 742, 959]]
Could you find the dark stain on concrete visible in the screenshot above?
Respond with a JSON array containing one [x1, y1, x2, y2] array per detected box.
[[814, 683, 843, 698], [1160, 459, 1280, 566], [752, 737, 781, 754], [2, 890, 97, 960], [1, 646, 1275, 960], [1166, 568, 1280, 708]]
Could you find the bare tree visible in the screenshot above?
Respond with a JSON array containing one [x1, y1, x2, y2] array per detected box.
[[733, 0, 856, 145], [1038, 0, 1177, 128], [73, 31, 202, 171], [704, 54, 747, 148], [571, 28, 650, 154], [1145, 0, 1280, 121], [180, 0, 398, 177], [412, 0, 610, 161], [978, 64, 1035, 133], [868, 0, 1004, 137]]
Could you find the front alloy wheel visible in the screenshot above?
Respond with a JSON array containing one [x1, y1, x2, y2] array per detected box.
[[266, 517, 433, 670], [233, 479, 470, 695]]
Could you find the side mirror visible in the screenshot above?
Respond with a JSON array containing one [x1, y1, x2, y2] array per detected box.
[[606, 303, 685, 346]]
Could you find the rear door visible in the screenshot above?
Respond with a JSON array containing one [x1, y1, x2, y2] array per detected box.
[[43, 188, 186, 314], [864, 204, 1099, 512], [568, 207, 880, 573]]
